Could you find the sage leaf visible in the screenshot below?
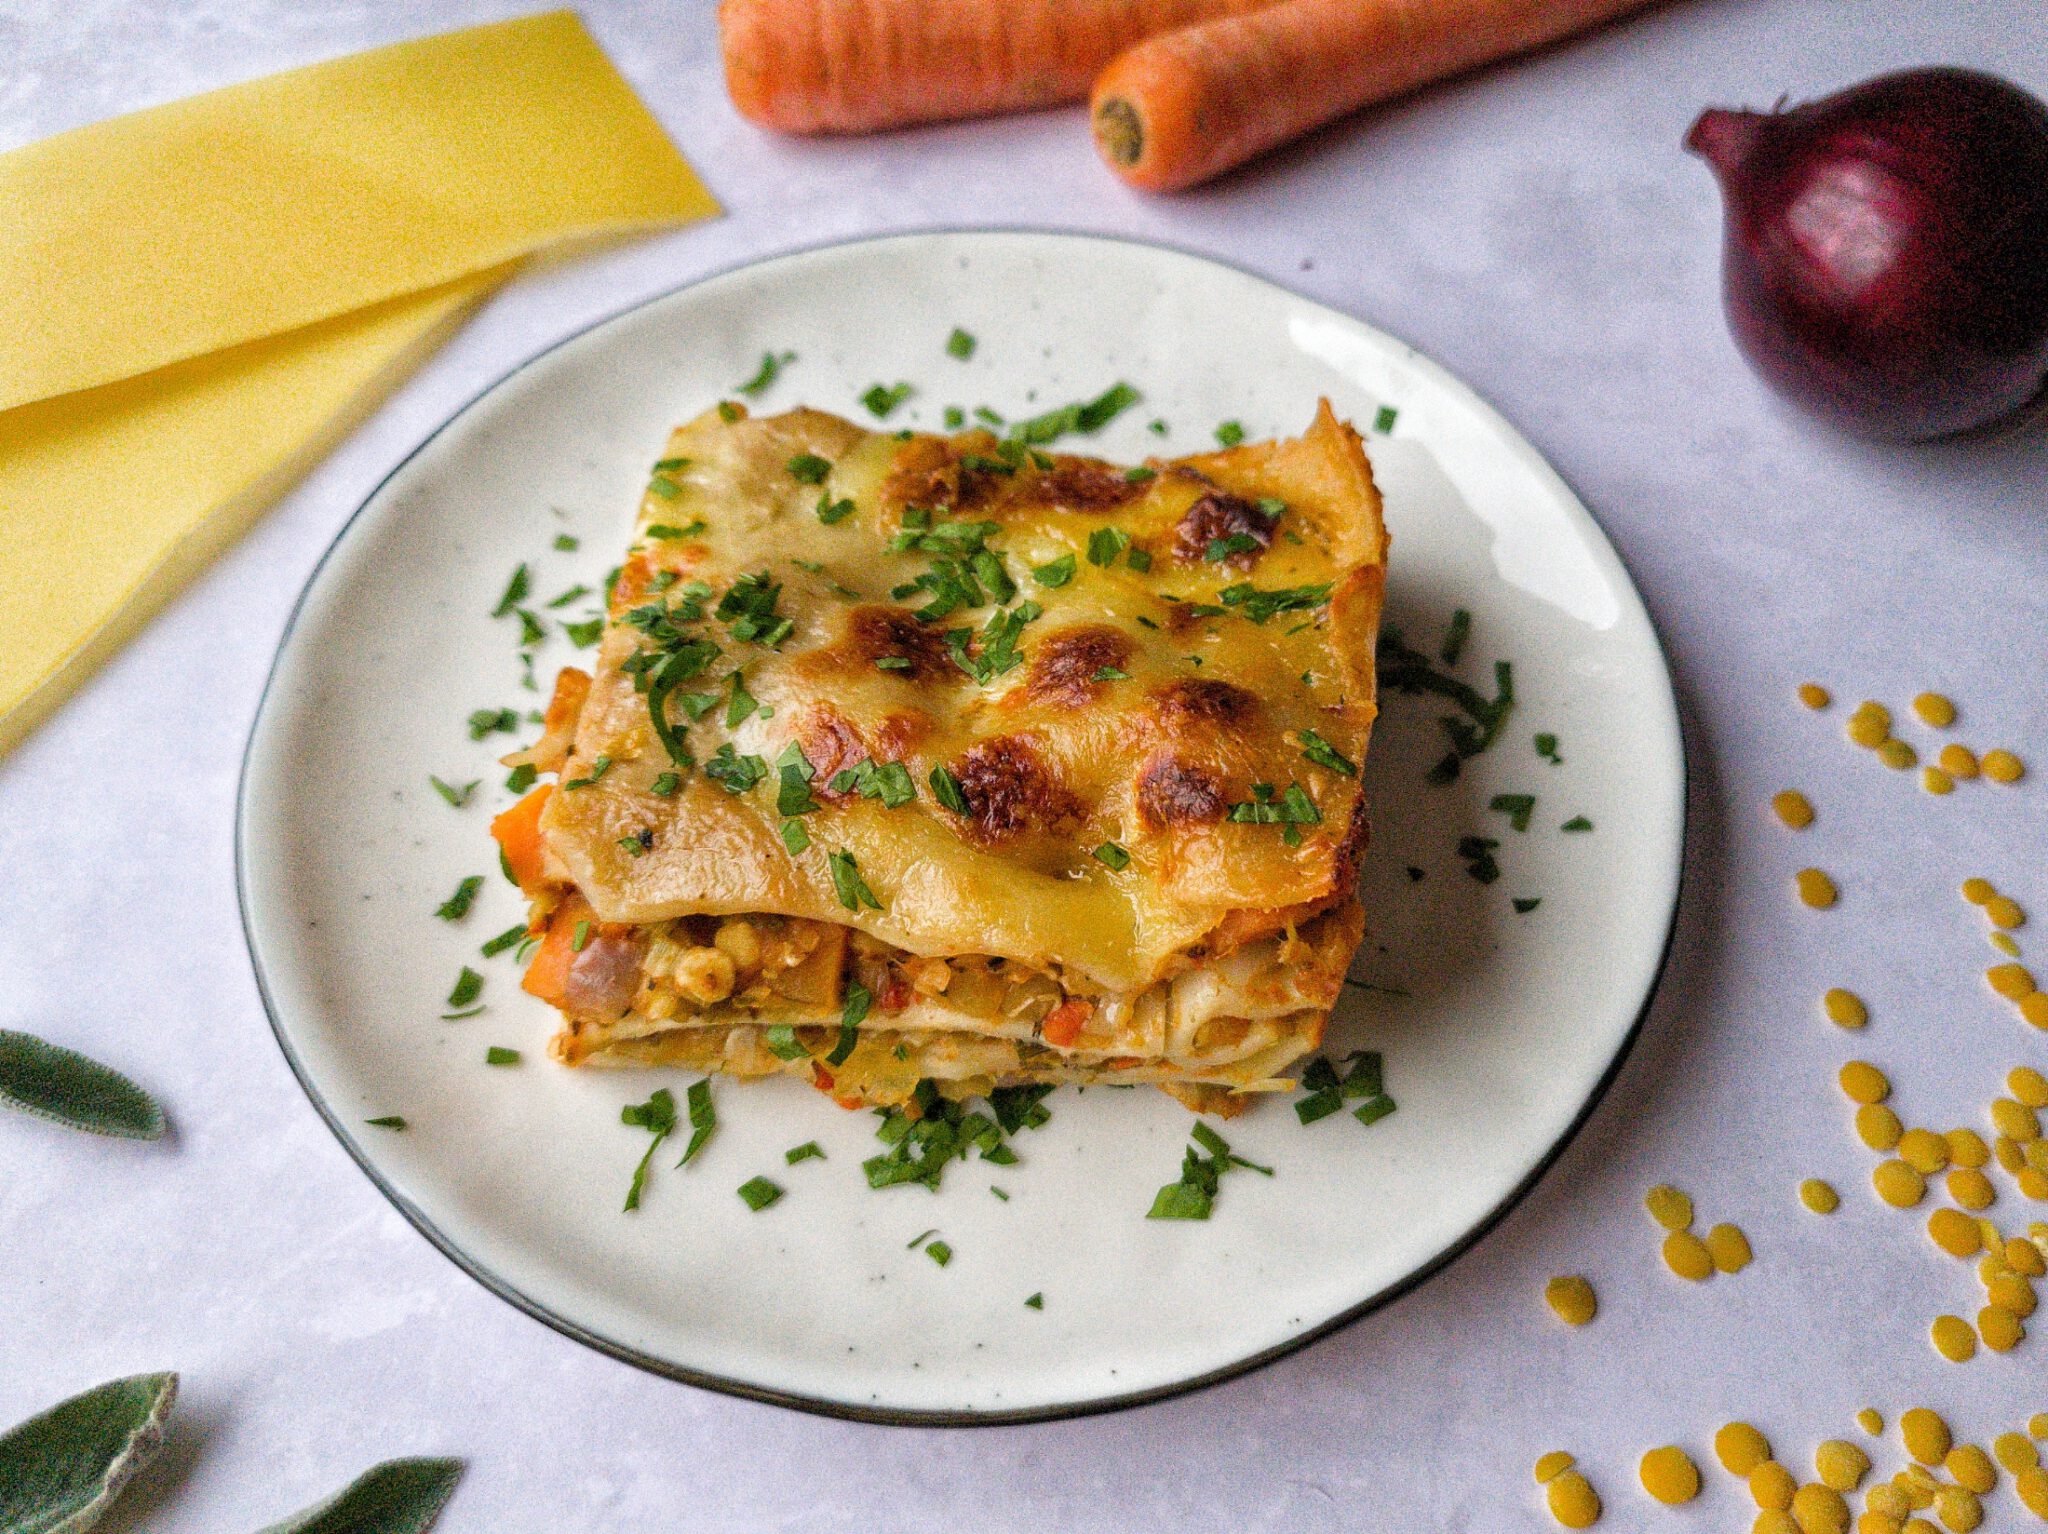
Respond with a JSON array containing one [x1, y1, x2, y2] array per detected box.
[[0, 1371, 177, 1534], [255, 1458, 463, 1534], [0, 1032, 164, 1141]]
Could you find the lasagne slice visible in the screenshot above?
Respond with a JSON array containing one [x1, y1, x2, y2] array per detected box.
[[493, 399, 1387, 1115]]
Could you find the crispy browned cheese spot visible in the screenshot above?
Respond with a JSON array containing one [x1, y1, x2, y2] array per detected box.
[[794, 705, 871, 798], [1155, 676, 1260, 730], [882, 436, 1007, 514], [836, 604, 956, 682], [1135, 751, 1226, 828], [1173, 490, 1275, 568], [947, 734, 1084, 843], [1023, 623, 1135, 707], [1036, 457, 1147, 514]]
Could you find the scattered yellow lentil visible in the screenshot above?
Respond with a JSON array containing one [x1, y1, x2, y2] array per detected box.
[[1802, 1178, 1842, 1214], [1645, 1183, 1694, 1230], [1536, 1450, 1577, 1483], [1869, 1482, 1910, 1518], [1922, 767, 1955, 795], [1995, 1431, 2041, 1473], [1706, 1222, 1754, 1273], [1757, 1514, 1800, 1534], [2010, 1235, 2048, 1275], [1878, 738, 1920, 771], [1753, 1460, 1799, 1510], [2021, 1166, 2048, 1199], [1860, 1105, 1906, 1151], [1989, 963, 2038, 1001], [1841, 1061, 1893, 1104], [1858, 1514, 1903, 1534], [1978, 1304, 2024, 1353], [1545, 1274, 1598, 1326], [1641, 1445, 1701, 1505], [1948, 1129, 1990, 1169], [2030, 1139, 2048, 1170], [1946, 1445, 1997, 1494], [1986, 895, 2027, 930], [1900, 1518, 1936, 1534], [1816, 1440, 1872, 1492], [1929, 1207, 1984, 1258], [2023, 993, 2048, 1029], [2013, 1067, 2048, 1108], [1912, 692, 1958, 728], [1799, 683, 1832, 710], [1940, 744, 1980, 779], [1719, 1422, 1775, 1476], [1997, 1136, 2028, 1173], [1874, 1160, 1927, 1208], [1848, 705, 1891, 747], [1902, 1409, 1953, 1465], [1899, 1128, 1950, 1174], [1858, 1408, 1885, 1437], [1991, 932, 2022, 957], [1982, 749, 2025, 784], [1900, 1462, 1942, 1498], [1799, 869, 1841, 908], [2019, 1466, 2048, 1519], [1547, 1468, 1602, 1528], [1933, 1484, 1982, 1532], [1931, 1313, 1978, 1361], [1987, 1272, 2037, 1316], [1774, 789, 1817, 828], [1963, 878, 1997, 905], [1824, 988, 1870, 1029], [1977, 1216, 2003, 1251], [1947, 1168, 1996, 1210], [1794, 1481, 1852, 1533], [2031, 1412, 2048, 1438], [1993, 1098, 2043, 1141], [1663, 1229, 1715, 1281]]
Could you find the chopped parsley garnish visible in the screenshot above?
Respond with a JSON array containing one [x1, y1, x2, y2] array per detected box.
[[705, 743, 768, 794], [1257, 496, 1287, 521], [481, 924, 527, 958], [1217, 581, 1332, 624], [1298, 729, 1357, 776], [554, 533, 579, 552], [429, 775, 479, 808], [1227, 782, 1321, 828], [1124, 466, 1157, 483], [620, 1088, 676, 1211], [1206, 533, 1261, 562], [1377, 624, 1514, 784], [775, 742, 821, 816], [1514, 897, 1542, 913], [943, 407, 965, 429], [618, 830, 653, 858], [786, 1141, 825, 1165], [786, 452, 832, 485], [485, 1046, 520, 1066], [645, 523, 690, 539], [646, 476, 682, 500], [1534, 732, 1563, 765], [864, 1081, 1052, 1191], [467, 708, 518, 741], [945, 600, 1042, 684], [366, 1115, 406, 1130], [1458, 835, 1501, 884], [650, 770, 682, 796], [737, 1176, 783, 1211], [716, 572, 795, 647], [491, 564, 530, 617], [830, 758, 917, 808], [505, 763, 537, 793], [1092, 842, 1131, 870], [1355, 1094, 1398, 1127], [1086, 527, 1131, 567], [974, 406, 1006, 429], [513, 608, 546, 647], [926, 1241, 953, 1267], [1092, 665, 1130, 682], [1006, 381, 1140, 444], [563, 754, 613, 791], [724, 671, 759, 727], [875, 656, 912, 671], [546, 584, 591, 610], [1440, 607, 1472, 665], [1373, 404, 1399, 434], [828, 849, 881, 911], [1126, 547, 1153, 573], [829, 981, 870, 1066], [736, 350, 793, 396], [1561, 815, 1594, 832], [717, 401, 741, 423], [571, 919, 592, 951], [1032, 554, 1076, 588], [816, 494, 856, 525], [1214, 420, 1245, 448], [929, 765, 969, 815], [1146, 1120, 1270, 1220], [779, 819, 810, 855], [946, 328, 976, 359], [681, 1078, 716, 1165], [861, 381, 914, 418], [435, 875, 484, 921], [1295, 1050, 1387, 1125], [1025, 1292, 1044, 1309], [1148, 418, 1168, 435], [446, 967, 483, 1008], [764, 1024, 810, 1061], [1489, 793, 1535, 832]]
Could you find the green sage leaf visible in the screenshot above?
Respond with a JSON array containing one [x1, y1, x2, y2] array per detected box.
[[0, 1371, 177, 1534], [0, 1032, 165, 1140], [255, 1458, 463, 1534]]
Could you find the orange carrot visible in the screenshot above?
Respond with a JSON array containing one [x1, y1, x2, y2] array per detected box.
[[1040, 997, 1094, 1048], [520, 894, 589, 1008], [720, 0, 1279, 135], [490, 785, 553, 895], [1092, 0, 1663, 191]]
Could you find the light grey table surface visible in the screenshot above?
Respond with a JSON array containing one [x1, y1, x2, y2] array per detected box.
[[6, 3, 2047, 1530]]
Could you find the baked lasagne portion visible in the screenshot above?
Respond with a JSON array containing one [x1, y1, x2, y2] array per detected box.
[[493, 400, 1387, 1115]]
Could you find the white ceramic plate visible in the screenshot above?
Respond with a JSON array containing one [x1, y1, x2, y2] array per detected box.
[[238, 231, 1683, 1423]]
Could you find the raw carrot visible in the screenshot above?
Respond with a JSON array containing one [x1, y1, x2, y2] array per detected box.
[[720, 0, 1279, 135], [490, 784, 553, 895], [1091, 0, 1663, 191]]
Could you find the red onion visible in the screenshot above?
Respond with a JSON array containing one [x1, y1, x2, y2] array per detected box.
[[1687, 68, 2048, 440]]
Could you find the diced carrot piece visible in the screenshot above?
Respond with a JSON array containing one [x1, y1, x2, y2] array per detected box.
[[490, 785, 553, 894], [520, 893, 588, 1008], [1041, 997, 1094, 1048]]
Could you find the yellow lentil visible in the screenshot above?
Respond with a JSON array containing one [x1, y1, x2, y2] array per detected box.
[[1663, 1230, 1715, 1281], [1986, 895, 2027, 930], [1980, 1248, 2012, 1284], [1817, 1440, 1872, 1492], [1536, 1449, 1577, 1483], [1900, 1462, 1941, 1499], [1931, 1313, 1978, 1361], [1987, 1272, 2037, 1317], [1645, 1183, 1694, 1230], [1841, 1061, 1893, 1105], [1988, 963, 2037, 1000], [1900, 1520, 1936, 1534], [1899, 1127, 1950, 1174], [1913, 692, 1958, 728], [1929, 1207, 1983, 1257], [1869, 1482, 1910, 1517], [1878, 738, 1919, 771], [1992, 932, 2022, 957], [1946, 1445, 1997, 1494], [2019, 1466, 2048, 1518], [1995, 1431, 2041, 1473], [1938, 744, 1978, 779], [1962, 877, 1997, 905], [1547, 1468, 1601, 1528], [1948, 1129, 1991, 1169], [1758, 1515, 1800, 1534], [1977, 1216, 2003, 1251], [1858, 1408, 1885, 1437], [2030, 1139, 2048, 1171], [1800, 683, 1832, 710], [1997, 1136, 2028, 1172], [1856, 1514, 1900, 1534], [1902, 1409, 1953, 1465], [1993, 1098, 2043, 1141], [1794, 1482, 1852, 1534], [2031, 1412, 2048, 1438], [2022, 1166, 2048, 1199], [1982, 749, 2025, 784], [1545, 1275, 1598, 1326], [1640, 1445, 1701, 1504], [1947, 1168, 1996, 1210], [1775, 789, 1817, 828], [1754, 1460, 1799, 1510], [1922, 767, 1955, 795], [1874, 1160, 1927, 1207], [1799, 869, 1841, 908], [1932, 1485, 1981, 1532], [1860, 1105, 1906, 1151], [2013, 1067, 2048, 1108], [1825, 989, 1870, 1029], [1979, 1303, 2024, 1352], [1719, 1422, 1776, 1476], [1848, 705, 1891, 747], [2024, 993, 2048, 1029], [1802, 1178, 1842, 1214], [1707, 1222, 1754, 1273], [2010, 1234, 2048, 1275]]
